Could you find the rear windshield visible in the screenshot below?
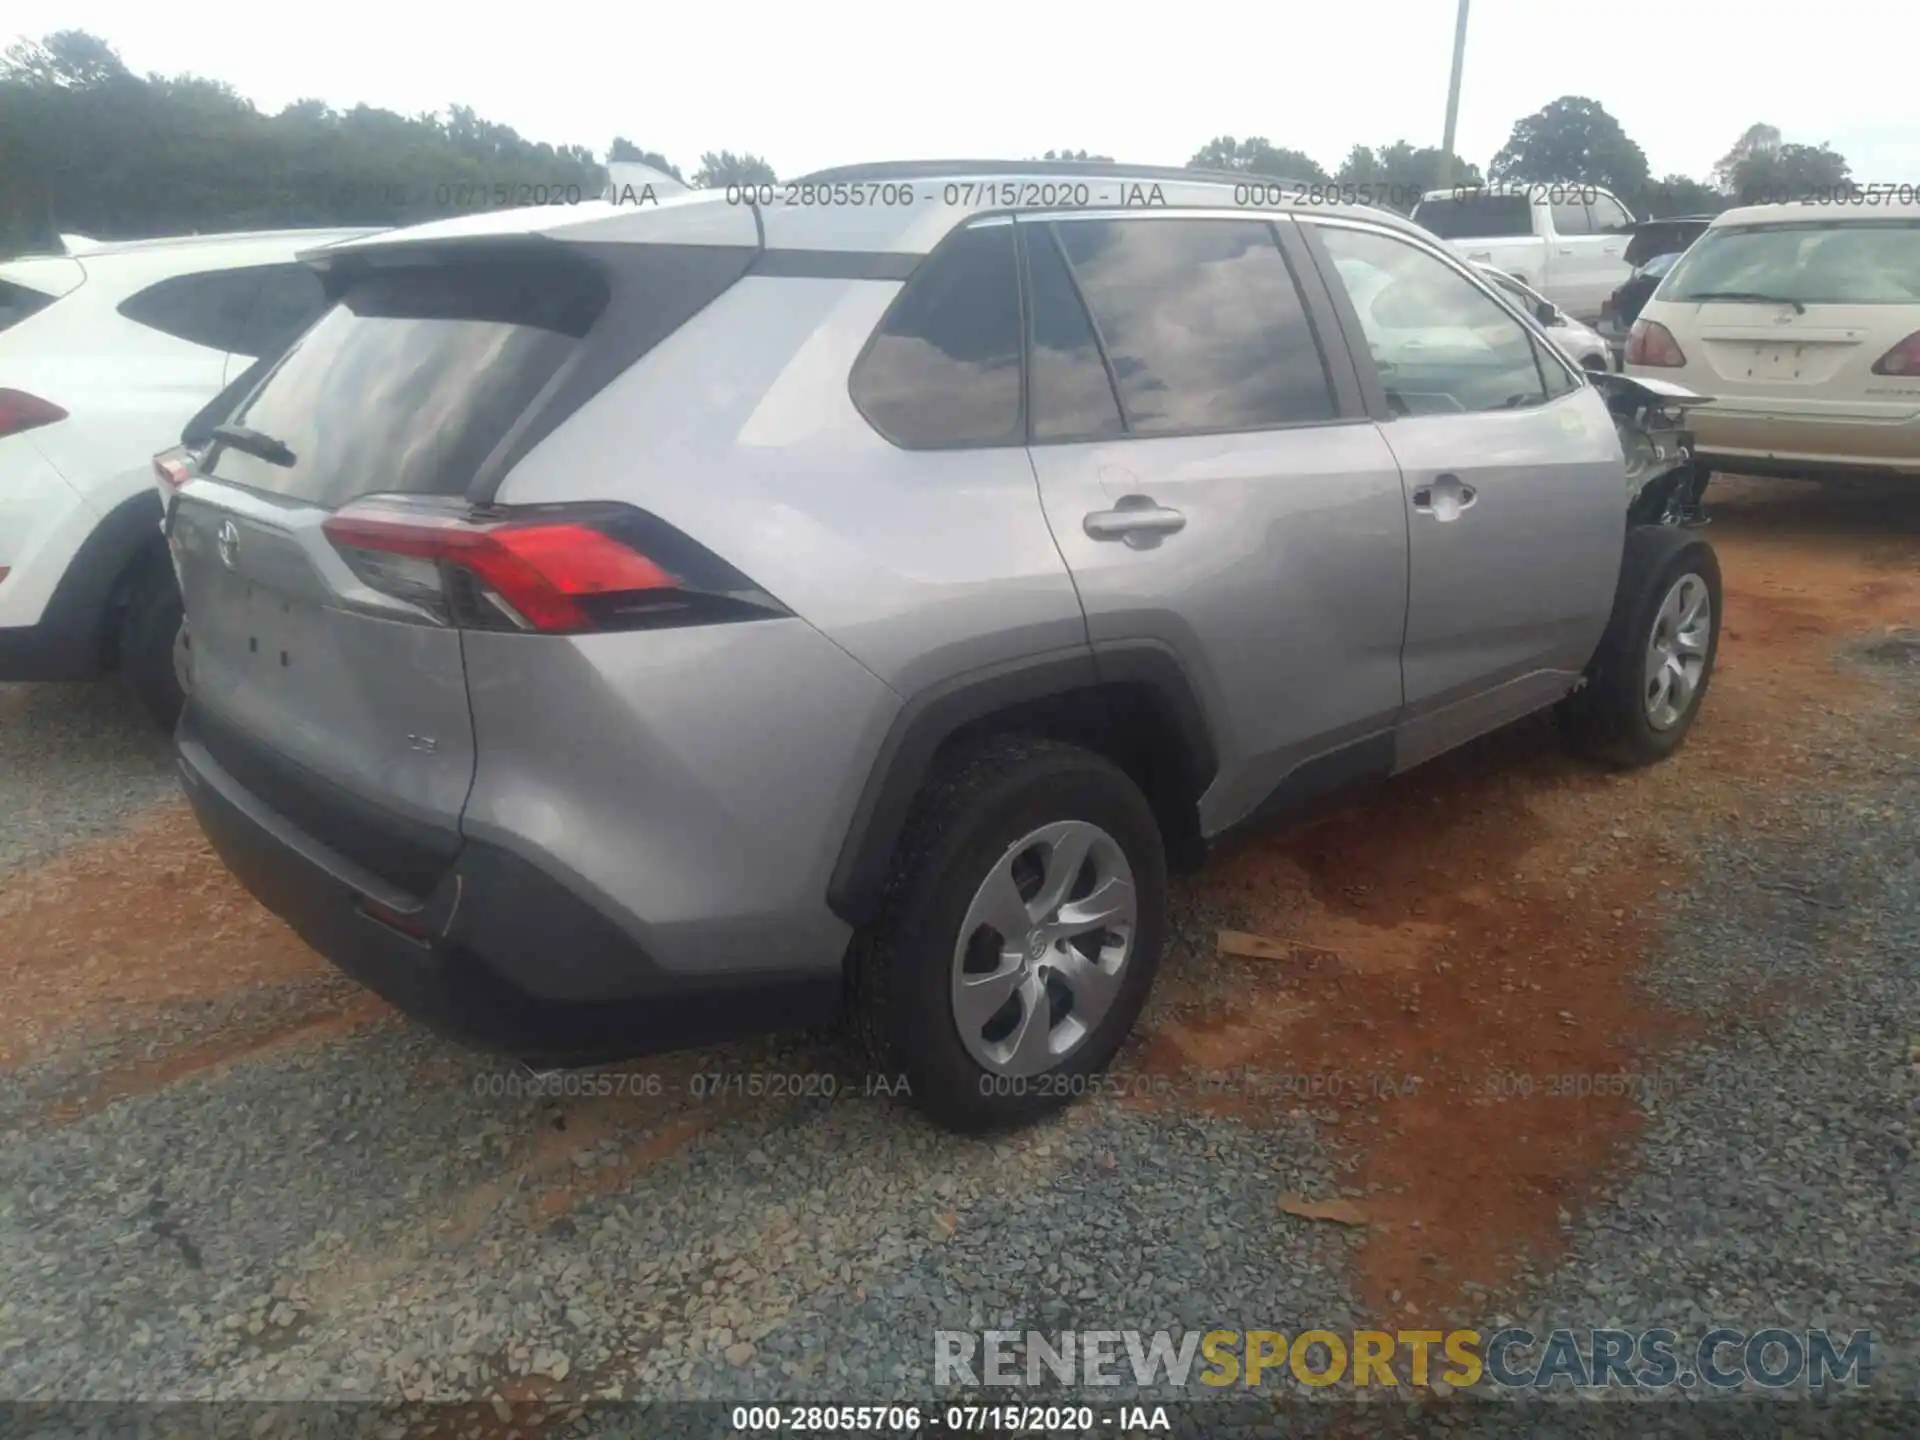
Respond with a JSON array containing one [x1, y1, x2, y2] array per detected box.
[[206, 256, 607, 507], [0, 280, 58, 334], [1411, 194, 1533, 240], [1660, 220, 1920, 306]]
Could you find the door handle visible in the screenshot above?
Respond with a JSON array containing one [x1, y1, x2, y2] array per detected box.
[[1466, 250, 1493, 261], [1557, 246, 1574, 255], [1084, 494, 1187, 548], [1411, 474, 1478, 521]]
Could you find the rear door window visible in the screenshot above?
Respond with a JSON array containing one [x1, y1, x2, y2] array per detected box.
[[1050, 217, 1336, 435], [117, 267, 272, 353], [1589, 194, 1633, 232], [1022, 223, 1126, 443], [850, 222, 1024, 448], [1411, 193, 1534, 239], [1550, 201, 1593, 236], [205, 255, 608, 506], [1661, 220, 1920, 305]]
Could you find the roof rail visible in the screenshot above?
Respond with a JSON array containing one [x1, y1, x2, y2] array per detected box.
[[795, 158, 1315, 190]]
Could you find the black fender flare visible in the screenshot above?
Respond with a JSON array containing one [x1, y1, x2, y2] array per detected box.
[[825, 641, 1217, 928]]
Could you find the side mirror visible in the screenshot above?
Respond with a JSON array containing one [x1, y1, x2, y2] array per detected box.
[[1535, 299, 1562, 326]]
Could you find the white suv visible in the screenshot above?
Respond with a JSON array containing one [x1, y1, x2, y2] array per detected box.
[[0, 227, 371, 722]]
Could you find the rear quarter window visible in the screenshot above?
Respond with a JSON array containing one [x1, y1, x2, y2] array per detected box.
[[0, 280, 58, 334], [849, 223, 1024, 449], [117, 267, 273, 352]]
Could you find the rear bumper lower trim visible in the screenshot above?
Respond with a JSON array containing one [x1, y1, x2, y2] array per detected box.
[[177, 706, 841, 1064]]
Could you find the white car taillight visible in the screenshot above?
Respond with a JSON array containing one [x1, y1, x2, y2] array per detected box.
[[0, 389, 67, 438], [1869, 331, 1920, 376]]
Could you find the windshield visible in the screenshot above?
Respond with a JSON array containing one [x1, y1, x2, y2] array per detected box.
[[1660, 220, 1920, 306]]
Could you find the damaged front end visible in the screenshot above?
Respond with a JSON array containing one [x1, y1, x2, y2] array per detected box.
[[1592, 371, 1716, 528]]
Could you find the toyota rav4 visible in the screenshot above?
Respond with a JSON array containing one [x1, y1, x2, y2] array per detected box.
[[168, 161, 1723, 1130]]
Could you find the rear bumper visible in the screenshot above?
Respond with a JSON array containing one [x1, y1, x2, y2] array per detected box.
[[177, 703, 841, 1063], [1684, 407, 1920, 477]]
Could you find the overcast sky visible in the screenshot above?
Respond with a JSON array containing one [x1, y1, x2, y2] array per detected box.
[[10, 0, 1916, 185]]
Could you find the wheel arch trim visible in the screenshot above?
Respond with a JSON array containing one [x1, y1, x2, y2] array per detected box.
[[825, 642, 1216, 928]]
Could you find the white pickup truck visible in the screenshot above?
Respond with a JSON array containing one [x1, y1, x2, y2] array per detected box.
[[1410, 182, 1637, 323]]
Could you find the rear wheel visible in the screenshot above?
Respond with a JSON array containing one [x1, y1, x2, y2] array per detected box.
[[1561, 527, 1721, 766], [848, 736, 1167, 1131], [119, 556, 185, 731]]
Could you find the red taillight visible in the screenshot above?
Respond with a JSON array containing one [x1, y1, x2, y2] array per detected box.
[[1625, 319, 1686, 368], [154, 455, 193, 489], [0, 389, 68, 438], [320, 498, 778, 635], [1870, 331, 1920, 376]]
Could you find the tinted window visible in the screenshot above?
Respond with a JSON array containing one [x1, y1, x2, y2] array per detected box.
[[1053, 217, 1335, 435], [206, 256, 607, 506], [1319, 226, 1553, 416], [0, 280, 57, 334], [1550, 201, 1593, 237], [851, 223, 1022, 448], [1411, 194, 1533, 239], [1661, 220, 1920, 306], [1023, 224, 1125, 443], [1589, 194, 1633, 232], [236, 265, 328, 358], [117, 267, 270, 352]]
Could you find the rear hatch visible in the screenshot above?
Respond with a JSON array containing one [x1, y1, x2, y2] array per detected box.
[[1654, 216, 1920, 414], [170, 211, 762, 898], [170, 249, 618, 896]]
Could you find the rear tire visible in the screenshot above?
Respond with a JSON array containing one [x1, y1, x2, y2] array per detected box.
[[1561, 526, 1721, 767], [119, 557, 185, 732], [847, 736, 1168, 1132]]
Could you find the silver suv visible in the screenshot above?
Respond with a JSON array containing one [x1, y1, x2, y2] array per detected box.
[[168, 161, 1722, 1130]]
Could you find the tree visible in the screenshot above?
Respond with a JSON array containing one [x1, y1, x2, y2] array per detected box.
[[1713, 123, 1781, 192], [1040, 148, 1113, 162], [1335, 141, 1481, 210], [692, 150, 776, 188], [1724, 139, 1851, 204], [1188, 136, 1329, 183], [1489, 96, 1649, 198], [1, 30, 129, 88], [607, 136, 683, 180], [0, 31, 607, 251], [1634, 173, 1728, 218]]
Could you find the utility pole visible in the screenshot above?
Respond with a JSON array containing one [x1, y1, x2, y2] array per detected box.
[[1437, 0, 1472, 189]]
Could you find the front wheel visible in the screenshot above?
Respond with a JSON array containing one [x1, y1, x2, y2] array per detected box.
[[1561, 527, 1721, 767], [847, 736, 1168, 1132]]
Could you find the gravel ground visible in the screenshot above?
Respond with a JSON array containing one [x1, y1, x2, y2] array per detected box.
[[0, 681, 174, 878], [0, 621, 1914, 1434]]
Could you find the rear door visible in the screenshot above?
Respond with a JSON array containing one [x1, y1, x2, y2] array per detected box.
[[1544, 192, 1625, 322], [1020, 212, 1410, 834], [170, 252, 612, 889], [1303, 218, 1625, 769], [1652, 215, 1920, 460]]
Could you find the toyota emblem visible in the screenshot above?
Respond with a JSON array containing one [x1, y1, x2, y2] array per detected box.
[[216, 519, 240, 570]]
